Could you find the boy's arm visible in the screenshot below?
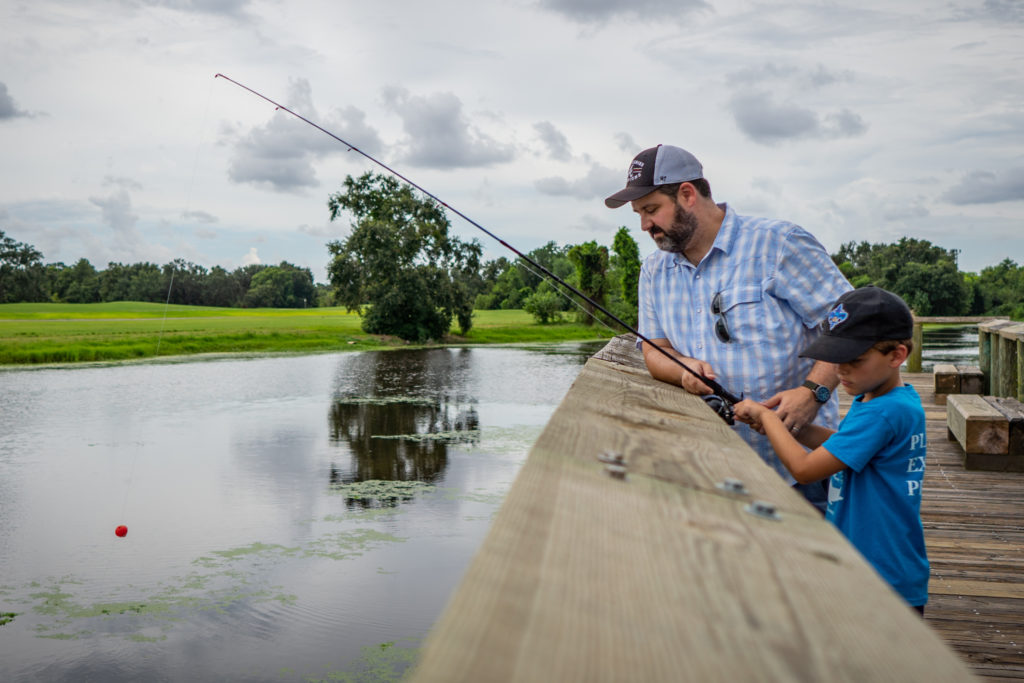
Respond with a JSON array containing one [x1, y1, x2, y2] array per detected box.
[[758, 410, 846, 484], [794, 424, 834, 450], [735, 400, 845, 484]]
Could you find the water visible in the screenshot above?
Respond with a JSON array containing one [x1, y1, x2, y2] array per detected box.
[[918, 325, 980, 372], [0, 342, 605, 683]]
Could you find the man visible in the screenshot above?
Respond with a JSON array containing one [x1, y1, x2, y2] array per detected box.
[[605, 144, 852, 510]]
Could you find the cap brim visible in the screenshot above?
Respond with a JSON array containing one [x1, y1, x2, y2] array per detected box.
[[604, 185, 656, 209], [799, 335, 875, 364]]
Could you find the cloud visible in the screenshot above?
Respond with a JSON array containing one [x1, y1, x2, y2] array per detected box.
[[241, 247, 261, 265], [729, 91, 867, 144], [182, 210, 218, 223], [89, 190, 143, 248], [953, 0, 1024, 23], [0, 82, 32, 121], [943, 168, 1024, 204], [537, 0, 708, 23], [534, 163, 621, 200], [226, 78, 383, 193], [534, 121, 572, 161], [381, 87, 515, 169], [135, 0, 252, 18], [727, 63, 854, 90], [103, 175, 144, 191]]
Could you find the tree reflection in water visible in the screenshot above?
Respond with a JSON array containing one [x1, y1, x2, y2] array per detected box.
[[328, 348, 480, 505]]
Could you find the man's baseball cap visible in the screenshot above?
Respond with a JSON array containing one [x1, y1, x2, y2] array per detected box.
[[800, 286, 914, 364], [604, 144, 704, 209]]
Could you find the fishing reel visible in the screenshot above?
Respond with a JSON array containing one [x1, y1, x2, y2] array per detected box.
[[702, 394, 736, 425]]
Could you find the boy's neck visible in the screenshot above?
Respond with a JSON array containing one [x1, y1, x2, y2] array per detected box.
[[862, 370, 904, 402]]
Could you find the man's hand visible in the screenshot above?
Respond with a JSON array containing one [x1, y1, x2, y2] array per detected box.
[[640, 340, 716, 396], [676, 357, 716, 395], [763, 387, 820, 434]]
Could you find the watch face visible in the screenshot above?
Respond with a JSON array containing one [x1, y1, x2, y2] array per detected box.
[[815, 386, 830, 402]]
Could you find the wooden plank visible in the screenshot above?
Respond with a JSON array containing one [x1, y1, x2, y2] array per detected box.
[[957, 366, 985, 395], [915, 317, 1009, 325], [947, 394, 1009, 456], [935, 363, 960, 405], [984, 397, 1024, 460], [409, 355, 977, 683]]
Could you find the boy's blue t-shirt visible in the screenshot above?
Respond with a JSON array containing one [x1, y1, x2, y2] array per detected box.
[[823, 384, 930, 606]]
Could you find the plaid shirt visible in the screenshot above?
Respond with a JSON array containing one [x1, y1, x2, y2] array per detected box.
[[638, 203, 853, 481]]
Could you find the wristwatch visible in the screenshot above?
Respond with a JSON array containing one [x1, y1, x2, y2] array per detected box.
[[802, 380, 832, 403]]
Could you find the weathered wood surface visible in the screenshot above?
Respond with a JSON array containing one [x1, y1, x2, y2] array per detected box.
[[936, 363, 962, 405], [948, 394, 1010, 457], [960, 366, 985, 396], [409, 336, 976, 682], [852, 375, 1024, 680]]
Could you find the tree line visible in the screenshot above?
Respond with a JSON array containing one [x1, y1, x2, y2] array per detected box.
[[3, 174, 1023, 343]]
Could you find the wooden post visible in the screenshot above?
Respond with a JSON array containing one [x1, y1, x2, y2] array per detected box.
[[909, 321, 923, 372], [1019, 336, 1024, 403], [999, 323, 1024, 401], [980, 320, 1017, 398], [979, 326, 992, 394]]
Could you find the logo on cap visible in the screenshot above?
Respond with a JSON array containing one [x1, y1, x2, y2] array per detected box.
[[627, 160, 644, 181], [827, 304, 849, 330]]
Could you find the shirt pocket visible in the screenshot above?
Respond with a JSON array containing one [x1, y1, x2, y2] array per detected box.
[[716, 285, 767, 345]]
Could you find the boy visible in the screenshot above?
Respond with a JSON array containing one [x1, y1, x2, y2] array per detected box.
[[733, 286, 929, 613]]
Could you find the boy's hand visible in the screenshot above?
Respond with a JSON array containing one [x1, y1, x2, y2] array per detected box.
[[734, 399, 768, 433]]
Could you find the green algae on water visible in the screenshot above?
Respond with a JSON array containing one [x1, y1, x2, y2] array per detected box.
[[330, 479, 433, 504]]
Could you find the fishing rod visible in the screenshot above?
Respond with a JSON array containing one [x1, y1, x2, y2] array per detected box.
[[214, 73, 741, 423]]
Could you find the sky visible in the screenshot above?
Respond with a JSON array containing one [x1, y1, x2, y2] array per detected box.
[[1, 0, 1022, 285]]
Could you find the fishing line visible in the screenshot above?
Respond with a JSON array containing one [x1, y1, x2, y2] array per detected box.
[[214, 73, 740, 423]]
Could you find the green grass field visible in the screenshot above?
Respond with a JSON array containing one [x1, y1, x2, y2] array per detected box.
[[0, 302, 615, 365]]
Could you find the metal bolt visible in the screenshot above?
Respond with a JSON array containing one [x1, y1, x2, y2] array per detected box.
[[745, 500, 781, 521], [716, 478, 748, 496], [604, 463, 627, 480], [597, 451, 627, 480]]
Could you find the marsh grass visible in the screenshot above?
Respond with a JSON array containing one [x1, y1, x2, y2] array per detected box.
[[0, 303, 613, 365]]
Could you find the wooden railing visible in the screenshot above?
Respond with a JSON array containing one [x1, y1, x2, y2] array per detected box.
[[407, 335, 977, 682], [978, 319, 1024, 400], [907, 316, 1009, 372]]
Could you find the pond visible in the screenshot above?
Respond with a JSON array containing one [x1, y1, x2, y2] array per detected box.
[[0, 342, 605, 683], [918, 325, 980, 372]]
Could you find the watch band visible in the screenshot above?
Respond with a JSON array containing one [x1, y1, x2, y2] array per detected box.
[[802, 380, 831, 403]]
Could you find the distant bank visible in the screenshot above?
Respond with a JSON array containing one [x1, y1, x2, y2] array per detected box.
[[0, 303, 614, 366]]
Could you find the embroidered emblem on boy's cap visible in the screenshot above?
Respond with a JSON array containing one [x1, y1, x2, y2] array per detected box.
[[827, 303, 849, 330], [627, 160, 644, 181]]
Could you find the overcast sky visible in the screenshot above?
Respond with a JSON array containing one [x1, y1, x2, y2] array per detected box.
[[2, 0, 1022, 284]]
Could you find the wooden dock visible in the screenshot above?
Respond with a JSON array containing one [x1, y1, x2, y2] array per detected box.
[[407, 335, 1019, 682], [880, 373, 1024, 680]]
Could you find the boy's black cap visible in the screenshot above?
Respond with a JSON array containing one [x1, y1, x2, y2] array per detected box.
[[800, 286, 914, 363]]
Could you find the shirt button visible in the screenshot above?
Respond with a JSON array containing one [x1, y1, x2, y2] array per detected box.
[[695, 274, 701, 279], [697, 308, 702, 313], [697, 343, 703, 350]]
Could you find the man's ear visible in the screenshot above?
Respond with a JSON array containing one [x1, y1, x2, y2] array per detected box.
[[676, 182, 698, 208]]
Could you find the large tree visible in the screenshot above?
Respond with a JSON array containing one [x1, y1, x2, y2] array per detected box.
[[567, 240, 608, 325], [326, 172, 482, 342], [832, 237, 970, 315], [0, 229, 46, 303]]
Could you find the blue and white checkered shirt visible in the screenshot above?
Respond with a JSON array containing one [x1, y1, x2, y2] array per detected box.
[[638, 203, 853, 481]]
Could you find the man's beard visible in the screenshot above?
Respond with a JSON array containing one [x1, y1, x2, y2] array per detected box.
[[651, 202, 698, 254]]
